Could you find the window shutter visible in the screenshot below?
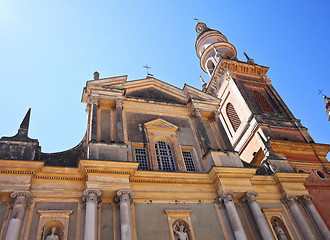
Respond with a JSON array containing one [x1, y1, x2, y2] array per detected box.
[[226, 103, 241, 132], [253, 91, 273, 112]]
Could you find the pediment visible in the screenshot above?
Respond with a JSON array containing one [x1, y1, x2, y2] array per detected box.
[[144, 118, 178, 131], [183, 84, 220, 103], [126, 87, 187, 104], [124, 78, 188, 104], [86, 75, 127, 88]]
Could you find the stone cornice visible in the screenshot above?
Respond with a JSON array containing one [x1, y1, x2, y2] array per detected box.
[[274, 172, 309, 196], [206, 58, 269, 95], [131, 170, 212, 185], [217, 58, 269, 76], [270, 140, 330, 161], [79, 160, 139, 177]]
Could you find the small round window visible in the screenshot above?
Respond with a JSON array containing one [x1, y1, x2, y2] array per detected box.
[[316, 170, 326, 179]]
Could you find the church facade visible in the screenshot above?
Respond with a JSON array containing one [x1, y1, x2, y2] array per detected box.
[[0, 23, 329, 240]]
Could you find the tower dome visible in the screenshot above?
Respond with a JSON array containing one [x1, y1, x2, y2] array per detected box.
[[195, 22, 237, 76]]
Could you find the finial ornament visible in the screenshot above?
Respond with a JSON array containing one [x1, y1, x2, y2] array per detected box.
[[196, 22, 207, 34], [318, 90, 330, 120], [243, 52, 255, 65], [93, 71, 100, 80]]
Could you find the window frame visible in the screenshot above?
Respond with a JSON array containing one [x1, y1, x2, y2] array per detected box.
[[155, 140, 176, 171], [134, 147, 149, 170], [182, 150, 196, 172]]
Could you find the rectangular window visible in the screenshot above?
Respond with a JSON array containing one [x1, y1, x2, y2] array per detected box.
[[135, 148, 149, 170], [182, 151, 196, 172]]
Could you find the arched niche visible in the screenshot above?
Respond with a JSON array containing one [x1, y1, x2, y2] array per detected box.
[[42, 220, 64, 240], [36, 210, 73, 240], [270, 217, 292, 240]]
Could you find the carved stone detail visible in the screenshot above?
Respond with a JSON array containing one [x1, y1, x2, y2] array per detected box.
[[81, 189, 102, 204], [218, 191, 235, 203], [241, 191, 258, 204]]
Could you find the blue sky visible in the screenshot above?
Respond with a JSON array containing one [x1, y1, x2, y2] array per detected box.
[[0, 0, 329, 153]]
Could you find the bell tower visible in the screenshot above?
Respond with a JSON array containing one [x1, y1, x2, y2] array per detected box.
[[195, 22, 313, 167], [195, 22, 237, 78]]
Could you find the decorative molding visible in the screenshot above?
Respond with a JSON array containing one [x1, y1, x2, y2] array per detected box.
[[130, 179, 211, 185], [218, 59, 269, 76], [144, 118, 179, 132], [0, 170, 35, 175], [86, 169, 131, 175], [34, 175, 84, 181], [37, 210, 73, 217]]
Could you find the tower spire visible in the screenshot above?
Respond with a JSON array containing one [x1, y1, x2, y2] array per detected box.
[[195, 22, 237, 79]]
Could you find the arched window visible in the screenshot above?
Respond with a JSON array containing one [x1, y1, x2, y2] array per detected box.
[[207, 60, 215, 75], [155, 141, 176, 171], [253, 91, 274, 112], [226, 103, 241, 132]]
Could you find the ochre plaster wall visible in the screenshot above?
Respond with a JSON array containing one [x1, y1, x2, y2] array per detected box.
[[134, 203, 224, 240]]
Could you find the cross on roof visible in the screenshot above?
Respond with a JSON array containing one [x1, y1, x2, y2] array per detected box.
[[143, 65, 153, 78]]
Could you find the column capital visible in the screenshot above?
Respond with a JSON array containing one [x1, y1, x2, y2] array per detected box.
[[282, 194, 298, 207], [82, 189, 102, 204], [116, 98, 124, 107], [89, 97, 100, 105], [194, 108, 202, 117], [9, 191, 34, 206], [299, 194, 314, 206], [301, 194, 313, 201], [208, 112, 216, 122], [116, 189, 133, 204], [241, 191, 259, 204], [219, 191, 236, 203]]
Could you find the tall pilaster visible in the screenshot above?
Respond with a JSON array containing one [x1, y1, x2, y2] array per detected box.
[[193, 109, 211, 153], [214, 112, 234, 151], [300, 195, 330, 240], [116, 189, 133, 240], [282, 195, 315, 240], [5, 192, 34, 240], [219, 191, 247, 240], [82, 189, 101, 240], [116, 99, 124, 143], [90, 99, 99, 142], [241, 191, 274, 240]]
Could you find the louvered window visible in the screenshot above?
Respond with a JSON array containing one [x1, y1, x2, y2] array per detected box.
[[226, 103, 241, 132], [155, 141, 176, 171], [134, 148, 149, 170], [253, 91, 273, 112]]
